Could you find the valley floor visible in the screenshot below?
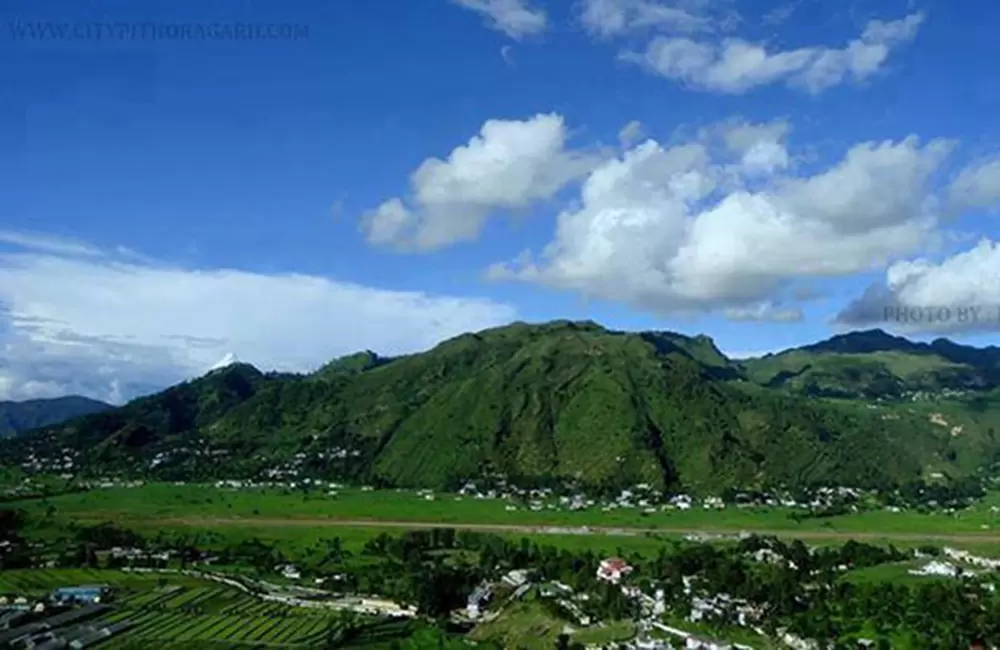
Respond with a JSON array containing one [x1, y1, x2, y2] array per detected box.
[[13, 482, 1000, 555]]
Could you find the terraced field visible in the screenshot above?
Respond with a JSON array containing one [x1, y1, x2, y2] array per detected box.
[[0, 570, 423, 648], [0, 569, 205, 593]]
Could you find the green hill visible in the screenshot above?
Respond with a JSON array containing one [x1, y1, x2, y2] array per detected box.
[[741, 329, 1000, 398], [0, 396, 112, 438], [3, 321, 986, 493]]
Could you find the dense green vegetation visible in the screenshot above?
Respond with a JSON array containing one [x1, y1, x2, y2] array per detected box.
[[7, 321, 1000, 493], [0, 396, 111, 438]]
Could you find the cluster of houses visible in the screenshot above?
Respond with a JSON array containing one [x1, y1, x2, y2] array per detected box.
[[109, 546, 175, 565], [450, 479, 900, 516], [150, 446, 230, 469], [16, 447, 80, 474], [460, 554, 764, 650], [462, 536, 964, 650], [908, 546, 1000, 587], [259, 448, 360, 481], [79, 478, 145, 490], [213, 477, 350, 492]]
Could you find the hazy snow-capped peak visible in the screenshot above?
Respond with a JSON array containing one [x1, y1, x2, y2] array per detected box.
[[209, 352, 240, 371]]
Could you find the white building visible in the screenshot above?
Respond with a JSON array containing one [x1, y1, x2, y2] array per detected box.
[[466, 585, 492, 619], [909, 560, 960, 577], [597, 557, 634, 584], [278, 564, 301, 580], [502, 569, 530, 587]]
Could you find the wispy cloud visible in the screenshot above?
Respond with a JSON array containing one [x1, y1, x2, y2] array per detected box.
[[0, 230, 105, 257], [451, 0, 547, 39]]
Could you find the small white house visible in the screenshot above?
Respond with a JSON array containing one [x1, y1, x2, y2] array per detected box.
[[502, 569, 530, 587], [597, 557, 633, 584], [279, 564, 301, 580]]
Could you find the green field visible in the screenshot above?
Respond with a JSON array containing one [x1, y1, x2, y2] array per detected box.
[[19, 482, 1000, 534]]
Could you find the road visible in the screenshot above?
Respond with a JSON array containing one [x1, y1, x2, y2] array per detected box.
[[136, 516, 1000, 544]]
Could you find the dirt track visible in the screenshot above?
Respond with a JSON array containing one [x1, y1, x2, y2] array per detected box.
[[125, 516, 1000, 544]]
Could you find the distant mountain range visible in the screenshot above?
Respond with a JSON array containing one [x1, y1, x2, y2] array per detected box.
[[0, 396, 113, 438], [4, 322, 1000, 493], [742, 329, 1000, 399]]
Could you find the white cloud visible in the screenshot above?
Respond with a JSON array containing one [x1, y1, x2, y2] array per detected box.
[[947, 156, 1000, 214], [622, 12, 923, 93], [0, 236, 516, 404], [361, 113, 601, 251], [774, 135, 953, 232], [491, 121, 954, 320], [579, 0, 711, 38], [451, 0, 547, 39], [619, 120, 645, 148], [837, 240, 1000, 334], [708, 118, 792, 176]]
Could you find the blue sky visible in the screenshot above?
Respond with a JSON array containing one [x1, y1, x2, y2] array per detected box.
[[2, 0, 1000, 403]]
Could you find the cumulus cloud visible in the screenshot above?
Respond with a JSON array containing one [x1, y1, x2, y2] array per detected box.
[[836, 240, 1000, 334], [490, 119, 955, 320], [360, 113, 601, 252], [0, 237, 516, 404], [834, 147, 1000, 334], [451, 0, 547, 39], [773, 135, 953, 232], [621, 12, 923, 94]]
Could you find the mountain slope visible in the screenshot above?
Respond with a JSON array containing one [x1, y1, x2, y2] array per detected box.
[[32, 363, 272, 455], [0, 396, 112, 438], [742, 329, 1000, 398], [2, 321, 969, 493]]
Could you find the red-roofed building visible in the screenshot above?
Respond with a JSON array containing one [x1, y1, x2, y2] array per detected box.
[[597, 557, 633, 584]]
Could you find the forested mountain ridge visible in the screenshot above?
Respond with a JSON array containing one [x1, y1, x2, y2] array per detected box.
[[741, 329, 1000, 399], [3, 321, 999, 493], [0, 396, 112, 438]]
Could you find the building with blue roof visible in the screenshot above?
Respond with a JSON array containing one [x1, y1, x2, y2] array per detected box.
[[49, 586, 110, 605]]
